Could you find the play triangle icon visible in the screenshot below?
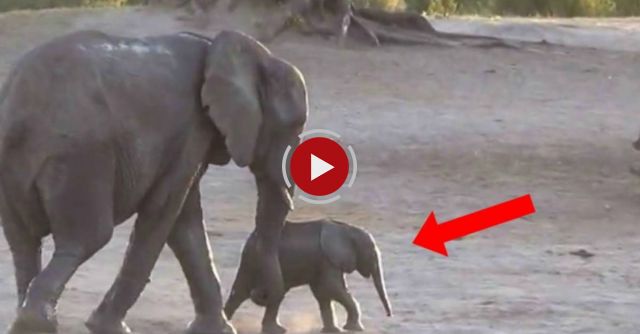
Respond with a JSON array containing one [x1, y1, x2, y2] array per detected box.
[[310, 154, 334, 181]]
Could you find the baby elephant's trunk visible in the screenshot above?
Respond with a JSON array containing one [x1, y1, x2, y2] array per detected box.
[[372, 253, 393, 317], [347, 224, 393, 317]]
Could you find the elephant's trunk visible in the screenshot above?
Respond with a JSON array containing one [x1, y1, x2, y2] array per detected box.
[[634, 135, 640, 151], [372, 254, 392, 317], [250, 173, 291, 305]]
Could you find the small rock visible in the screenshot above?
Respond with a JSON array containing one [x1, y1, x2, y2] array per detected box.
[[569, 249, 595, 259]]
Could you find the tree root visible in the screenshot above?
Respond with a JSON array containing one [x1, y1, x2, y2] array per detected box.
[[227, 0, 550, 49], [350, 8, 521, 48], [326, 9, 523, 48]]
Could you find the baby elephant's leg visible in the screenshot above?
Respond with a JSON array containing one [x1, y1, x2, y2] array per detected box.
[[261, 296, 286, 334], [310, 282, 341, 333], [224, 288, 249, 320], [325, 270, 364, 331], [336, 291, 363, 331], [224, 267, 252, 319]]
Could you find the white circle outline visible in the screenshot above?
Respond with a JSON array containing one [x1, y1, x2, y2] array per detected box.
[[347, 145, 357, 188], [281, 129, 357, 205]]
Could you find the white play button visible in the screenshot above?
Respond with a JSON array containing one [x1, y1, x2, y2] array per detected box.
[[310, 154, 334, 181]]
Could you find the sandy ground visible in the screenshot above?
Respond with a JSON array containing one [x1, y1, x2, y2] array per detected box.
[[1, 4, 640, 334]]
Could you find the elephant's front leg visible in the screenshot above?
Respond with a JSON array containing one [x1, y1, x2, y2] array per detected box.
[[167, 184, 235, 334]]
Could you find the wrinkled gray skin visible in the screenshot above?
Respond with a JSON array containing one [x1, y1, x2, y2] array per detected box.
[[0, 30, 308, 334], [228, 0, 352, 46], [224, 219, 392, 334]]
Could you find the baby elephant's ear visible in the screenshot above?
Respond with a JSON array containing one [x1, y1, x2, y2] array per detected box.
[[321, 222, 357, 273]]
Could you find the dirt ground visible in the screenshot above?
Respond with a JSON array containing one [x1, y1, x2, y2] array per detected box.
[[1, 4, 640, 334]]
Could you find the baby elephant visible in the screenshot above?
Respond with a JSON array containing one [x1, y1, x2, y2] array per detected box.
[[225, 218, 392, 334]]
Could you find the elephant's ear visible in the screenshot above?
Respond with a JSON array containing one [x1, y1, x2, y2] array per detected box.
[[201, 31, 269, 167], [348, 226, 377, 278], [320, 221, 357, 273]]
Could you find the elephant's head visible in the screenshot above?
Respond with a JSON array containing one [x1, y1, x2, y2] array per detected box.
[[200, 30, 308, 303], [320, 220, 393, 317]]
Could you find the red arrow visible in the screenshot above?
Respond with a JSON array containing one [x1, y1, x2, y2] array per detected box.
[[413, 194, 536, 256]]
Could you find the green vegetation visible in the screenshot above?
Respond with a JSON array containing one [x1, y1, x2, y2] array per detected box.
[[371, 0, 640, 16], [0, 0, 639, 16], [0, 0, 145, 12]]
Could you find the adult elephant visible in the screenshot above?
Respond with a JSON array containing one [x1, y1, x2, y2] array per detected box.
[[0, 29, 307, 334]]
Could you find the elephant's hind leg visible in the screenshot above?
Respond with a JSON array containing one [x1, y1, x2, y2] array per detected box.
[[11, 152, 116, 334], [310, 282, 341, 333], [88, 163, 218, 334], [167, 184, 235, 334], [260, 298, 286, 334], [86, 211, 178, 334], [87, 212, 175, 334], [325, 272, 363, 332]]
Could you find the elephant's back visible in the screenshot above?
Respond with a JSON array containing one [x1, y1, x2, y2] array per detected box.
[[0, 30, 207, 222], [0, 34, 111, 186], [0, 30, 206, 156], [0, 31, 115, 148]]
